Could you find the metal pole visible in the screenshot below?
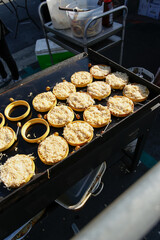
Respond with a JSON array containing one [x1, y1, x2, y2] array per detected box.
[[72, 162, 160, 240], [83, 5, 128, 59], [119, 6, 128, 65]]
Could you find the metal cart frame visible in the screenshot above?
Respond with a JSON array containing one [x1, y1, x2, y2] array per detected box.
[[38, 3, 128, 65]]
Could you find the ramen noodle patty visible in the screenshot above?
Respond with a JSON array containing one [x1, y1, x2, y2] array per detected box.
[[87, 81, 111, 100], [123, 83, 149, 102], [83, 105, 111, 128], [47, 105, 74, 127], [53, 81, 76, 100], [71, 71, 93, 87], [32, 91, 57, 112], [63, 121, 94, 146], [0, 154, 35, 188], [90, 64, 111, 79], [67, 92, 95, 112], [106, 72, 128, 90], [107, 95, 134, 117], [38, 134, 69, 165]]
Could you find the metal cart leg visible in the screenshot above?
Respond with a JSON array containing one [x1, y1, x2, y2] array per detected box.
[[130, 132, 149, 171], [119, 7, 128, 65], [45, 34, 54, 65], [122, 130, 150, 172], [83, 6, 128, 64]]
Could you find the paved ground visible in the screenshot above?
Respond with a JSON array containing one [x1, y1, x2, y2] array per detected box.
[[0, 1, 160, 240]]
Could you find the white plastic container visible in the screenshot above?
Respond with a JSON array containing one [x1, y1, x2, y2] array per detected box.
[[66, 1, 103, 38], [47, 0, 72, 29]]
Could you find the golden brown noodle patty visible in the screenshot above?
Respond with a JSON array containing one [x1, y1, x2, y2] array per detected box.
[[123, 83, 149, 102], [0, 126, 16, 152], [53, 81, 76, 100], [47, 105, 74, 127], [90, 64, 111, 79], [0, 154, 35, 188], [107, 95, 134, 117], [83, 105, 111, 128], [71, 71, 93, 87], [38, 134, 69, 165], [87, 81, 111, 100], [106, 72, 128, 90], [32, 91, 57, 112], [63, 121, 94, 146], [67, 92, 95, 112]]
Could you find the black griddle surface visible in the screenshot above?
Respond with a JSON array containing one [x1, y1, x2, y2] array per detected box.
[[0, 50, 159, 212]]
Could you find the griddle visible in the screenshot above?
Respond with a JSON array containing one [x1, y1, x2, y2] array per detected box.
[[0, 49, 160, 239]]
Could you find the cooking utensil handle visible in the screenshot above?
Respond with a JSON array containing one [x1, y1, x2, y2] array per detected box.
[[91, 182, 104, 197], [71, 223, 80, 234], [59, 7, 89, 12], [59, 6, 74, 11]]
